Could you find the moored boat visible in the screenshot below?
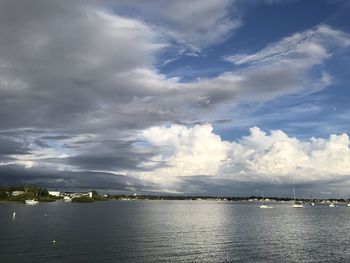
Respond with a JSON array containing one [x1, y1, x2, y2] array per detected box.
[[292, 203, 304, 208], [63, 196, 72, 202], [259, 191, 273, 209], [292, 187, 303, 208], [25, 199, 39, 205], [260, 204, 273, 209]]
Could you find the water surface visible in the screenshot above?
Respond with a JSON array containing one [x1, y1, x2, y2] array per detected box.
[[1, 201, 350, 262]]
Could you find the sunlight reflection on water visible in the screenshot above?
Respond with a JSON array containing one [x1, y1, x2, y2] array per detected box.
[[1, 201, 350, 262]]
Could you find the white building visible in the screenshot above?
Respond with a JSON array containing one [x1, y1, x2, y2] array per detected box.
[[11, 191, 25, 196], [60, 191, 93, 198], [48, 191, 60, 197]]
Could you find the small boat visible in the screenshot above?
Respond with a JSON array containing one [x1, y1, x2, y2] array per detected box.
[[309, 193, 315, 206], [347, 203, 350, 207], [259, 191, 273, 208], [25, 199, 39, 205], [292, 187, 303, 208], [329, 203, 335, 207], [63, 196, 72, 202], [292, 203, 304, 208], [260, 204, 273, 209]]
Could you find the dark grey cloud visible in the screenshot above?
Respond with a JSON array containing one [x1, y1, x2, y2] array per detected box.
[[0, 136, 30, 155], [0, 164, 158, 193], [0, 0, 165, 131], [63, 139, 158, 171]]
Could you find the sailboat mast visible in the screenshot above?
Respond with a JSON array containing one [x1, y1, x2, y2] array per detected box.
[[293, 187, 296, 202]]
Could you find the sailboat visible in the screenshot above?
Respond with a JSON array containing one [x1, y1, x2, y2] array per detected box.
[[260, 191, 273, 209], [292, 187, 303, 208], [309, 193, 315, 206]]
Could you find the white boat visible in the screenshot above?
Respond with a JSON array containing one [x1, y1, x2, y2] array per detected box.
[[260, 204, 273, 209], [292, 187, 303, 208], [292, 203, 304, 208], [347, 203, 350, 207], [63, 196, 72, 202], [329, 203, 335, 207], [25, 199, 39, 205], [309, 194, 315, 206], [259, 191, 273, 208]]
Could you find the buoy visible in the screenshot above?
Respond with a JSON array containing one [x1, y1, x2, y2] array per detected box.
[[12, 212, 16, 221]]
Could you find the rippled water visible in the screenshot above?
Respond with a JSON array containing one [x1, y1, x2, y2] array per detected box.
[[1, 201, 350, 262]]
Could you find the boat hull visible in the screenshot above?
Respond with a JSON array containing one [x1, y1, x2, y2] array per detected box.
[[292, 204, 303, 208], [25, 199, 39, 205]]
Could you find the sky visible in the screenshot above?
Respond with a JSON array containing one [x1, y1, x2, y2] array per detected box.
[[0, 0, 350, 197]]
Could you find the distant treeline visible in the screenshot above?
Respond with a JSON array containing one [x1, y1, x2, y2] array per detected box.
[[110, 194, 348, 202], [0, 185, 56, 202], [1, 185, 349, 203], [0, 185, 107, 203]]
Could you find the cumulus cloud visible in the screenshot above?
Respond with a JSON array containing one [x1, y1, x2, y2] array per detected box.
[[133, 124, 350, 192], [223, 127, 350, 183], [141, 124, 230, 176]]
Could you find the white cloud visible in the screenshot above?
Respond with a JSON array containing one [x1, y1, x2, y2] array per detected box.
[[233, 127, 350, 183], [113, 0, 239, 51], [0, 160, 35, 169], [225, 25, 350, 67], [134, 124, 350, 190], [141, 124, 230, 177], [179, 25, 350, 108], [159, 0, 240, 51]]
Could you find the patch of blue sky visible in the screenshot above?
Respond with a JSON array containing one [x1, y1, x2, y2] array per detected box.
[[157, 0, 346, 82], [213, 88, 350, 141]]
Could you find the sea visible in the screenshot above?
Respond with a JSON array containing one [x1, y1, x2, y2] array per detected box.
[[1, 200, 350, 262]]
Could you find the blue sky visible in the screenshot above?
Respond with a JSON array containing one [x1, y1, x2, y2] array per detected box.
[[154, 0, 350, 140], [0, 0, 350, 196]]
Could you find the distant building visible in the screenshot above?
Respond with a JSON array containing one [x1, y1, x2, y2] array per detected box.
[[48, 191, 60, 197], [11, 191, 25, 196], [60, 191, 93, 198]]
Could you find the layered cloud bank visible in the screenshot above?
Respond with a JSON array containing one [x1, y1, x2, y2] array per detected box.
[[3, 124, 350, 194], [1, 1, 349, 132]]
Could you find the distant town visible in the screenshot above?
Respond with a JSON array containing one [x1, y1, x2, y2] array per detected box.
[[1, 185, 350, 205]]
